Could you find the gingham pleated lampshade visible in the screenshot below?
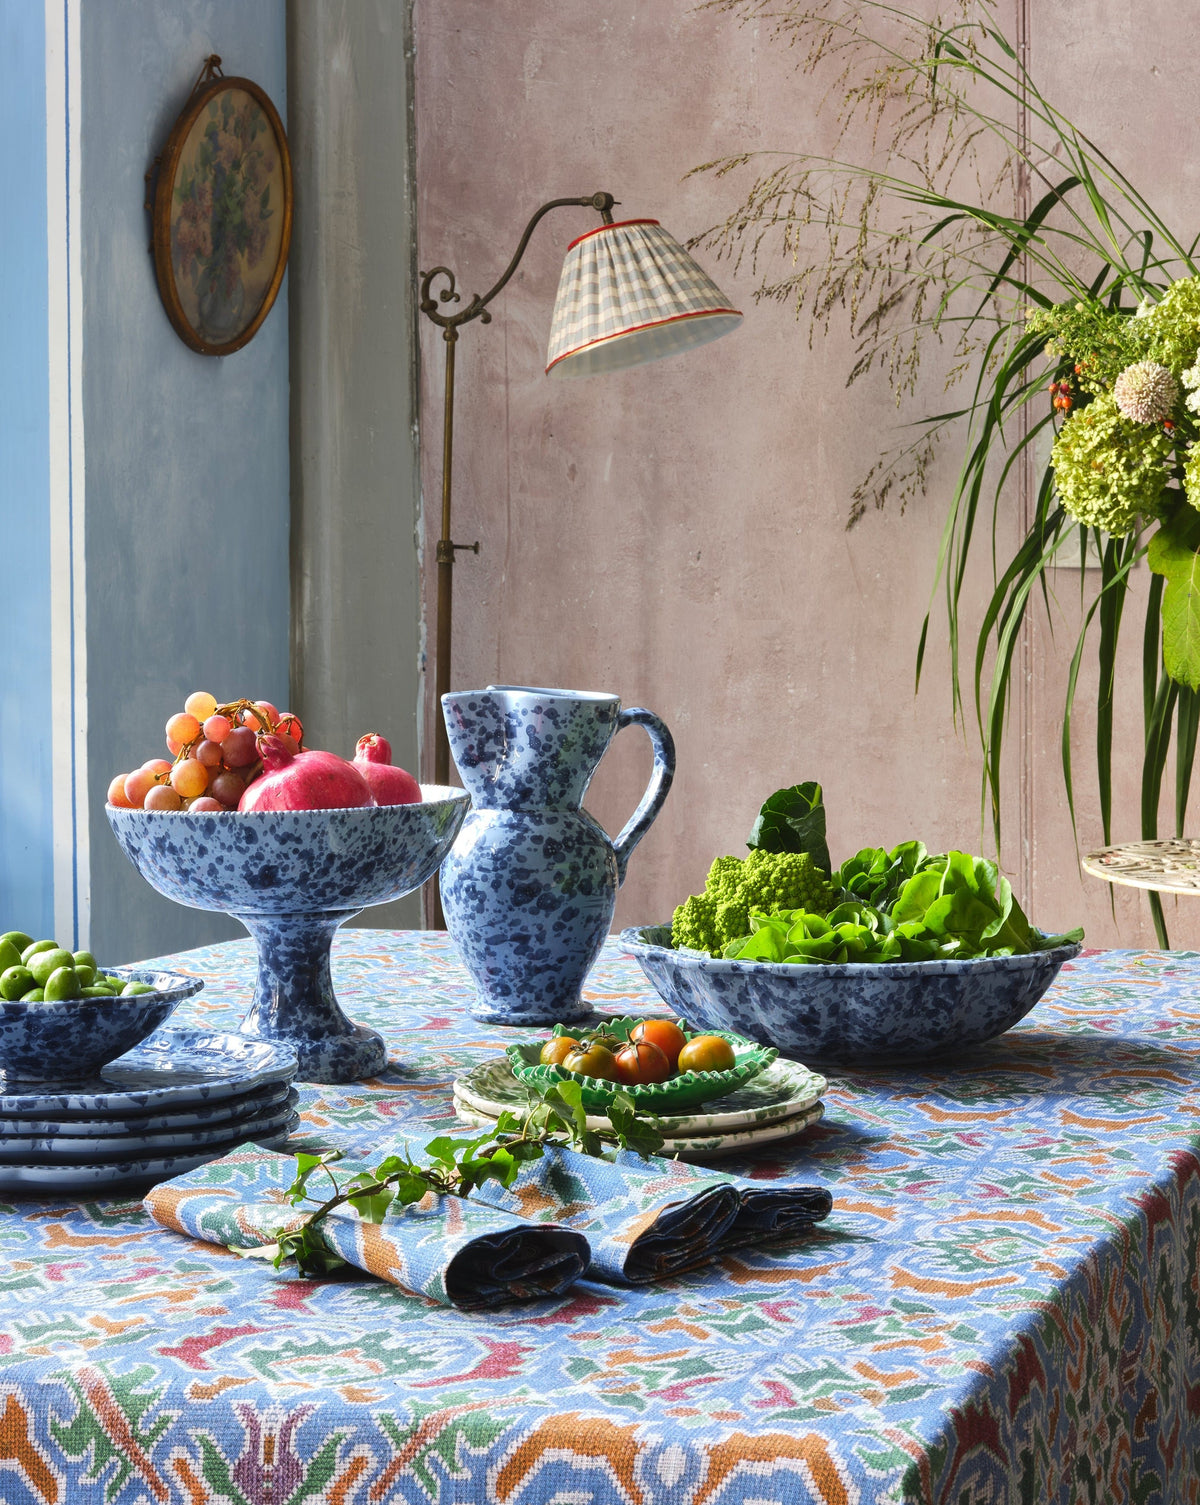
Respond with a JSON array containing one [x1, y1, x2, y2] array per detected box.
[[545, 219, 742, 378]]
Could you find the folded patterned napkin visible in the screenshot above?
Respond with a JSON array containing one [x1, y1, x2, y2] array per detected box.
[[143, 1143, 589, 1310], [469, 1143, 744, 1284], [611, 1148, 833, 1256]]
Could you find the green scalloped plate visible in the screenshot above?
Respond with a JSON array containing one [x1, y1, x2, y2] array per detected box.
[[454, 1054, 826, 1135], [506, 1016, 777, 1112]]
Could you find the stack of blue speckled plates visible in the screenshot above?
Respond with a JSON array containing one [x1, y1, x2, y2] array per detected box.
[[0, 1030, 299, 1195]]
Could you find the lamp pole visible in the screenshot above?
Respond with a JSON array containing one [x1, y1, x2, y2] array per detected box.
[[418, 191, 616, 788]]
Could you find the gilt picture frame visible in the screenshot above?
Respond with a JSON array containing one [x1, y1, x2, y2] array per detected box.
[[151, 61, 292, 357]]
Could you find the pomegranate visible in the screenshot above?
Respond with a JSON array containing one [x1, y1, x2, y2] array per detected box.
[[353, 733, 421, 806], [239, 736, 375, 812]]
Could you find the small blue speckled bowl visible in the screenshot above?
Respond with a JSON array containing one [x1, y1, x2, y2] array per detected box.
[[108, 792, 470, 1084], [619, 925, 1081, 1066], [0, 968, 202, 1084]]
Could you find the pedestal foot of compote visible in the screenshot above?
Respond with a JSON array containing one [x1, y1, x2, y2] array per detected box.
[[233, 909, 388, 1083]]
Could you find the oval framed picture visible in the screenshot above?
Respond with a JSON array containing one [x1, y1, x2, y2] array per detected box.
[[152, 66, 292, 356]]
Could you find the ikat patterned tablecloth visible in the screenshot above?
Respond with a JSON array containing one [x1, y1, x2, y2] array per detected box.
[[2, 933, 1200, 1504]]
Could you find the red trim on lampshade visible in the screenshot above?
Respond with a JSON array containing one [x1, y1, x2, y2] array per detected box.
[[566, 218, 661, 252], [545, 306, 742, 373]]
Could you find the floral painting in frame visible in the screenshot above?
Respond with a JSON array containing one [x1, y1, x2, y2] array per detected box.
[[151, 58, 292, 356]]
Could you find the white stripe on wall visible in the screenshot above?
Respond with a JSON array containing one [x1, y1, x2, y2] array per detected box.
[[45, 0, 88, 949]]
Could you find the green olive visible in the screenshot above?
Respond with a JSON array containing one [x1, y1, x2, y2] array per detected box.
[[72, 950, 97, 973], [121, 981, 154, 996], [73, 963, 96, 988], [0, 938, 23, 974], [30, 948, 76, 987], [21, 939, 57, 966], [81, 984, 115, 998], [44, 966, 82, 1001], [19, 987, 45, 1003], [1, 931, 33, 955], [0, 965, 34, 1001]]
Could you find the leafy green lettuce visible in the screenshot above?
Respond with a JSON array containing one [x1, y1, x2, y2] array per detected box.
[[723, 849, 1083, 965], [746, 782, 831, 874]]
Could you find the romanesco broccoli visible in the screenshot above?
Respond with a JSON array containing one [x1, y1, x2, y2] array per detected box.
[[671, 851, 833, 955]]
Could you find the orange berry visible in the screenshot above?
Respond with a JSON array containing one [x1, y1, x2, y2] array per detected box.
[[166, 712, 201, 747], [184, 691, 217, 721], [145, 783, 183, 811], [124, 768, 156, 808], [170, 759, 209, 799], [108, 773, 134, 808]]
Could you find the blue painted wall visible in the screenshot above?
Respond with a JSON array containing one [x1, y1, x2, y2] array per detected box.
[[81, 1, 290, 962], [0, 3, 54, 941]]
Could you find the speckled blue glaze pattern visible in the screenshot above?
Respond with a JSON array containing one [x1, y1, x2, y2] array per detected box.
[[0, 1028, 296, 1117], [0, 969, 201, 1085], [619, 926, 1082, 1064], [441, 688, 675, 1025], [107, 793, 469, 1083]]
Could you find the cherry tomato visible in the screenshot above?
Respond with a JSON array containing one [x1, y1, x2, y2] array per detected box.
[[630, 1018, 688, 1071], [561, 1041, 619, 1081], [614, 1039, 671, 1086], [677, 1034, 737, 1074], [540, 1035, 579, 1067]]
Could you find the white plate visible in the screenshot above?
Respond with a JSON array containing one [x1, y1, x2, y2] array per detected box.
[[453, 1055, 826, 1134], [453, 1098, 825, 1158], [0, 1092, 300, 1164], [0, 1114, 300, 1195], [0, 1078, 294, 1137], [0, 1030, 297, 1117]]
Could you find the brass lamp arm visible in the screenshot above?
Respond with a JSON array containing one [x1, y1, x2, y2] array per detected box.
[[419, 192, 615, 333], [420, 189, 618, 837]]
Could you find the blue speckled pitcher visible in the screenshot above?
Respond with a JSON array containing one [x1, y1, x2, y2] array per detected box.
[[440, 686, 675, 1025]]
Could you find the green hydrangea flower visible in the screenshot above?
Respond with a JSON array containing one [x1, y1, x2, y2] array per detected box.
[[1184, 442, 1200, 512], [1050, 393, 1172, 534], [1137, 276, 1200, 374]]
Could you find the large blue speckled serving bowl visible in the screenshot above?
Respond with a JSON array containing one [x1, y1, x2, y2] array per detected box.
[[107, 791, 470, 1083], [0, 969, 202, 1084], [619, 925, 1081, 1066]]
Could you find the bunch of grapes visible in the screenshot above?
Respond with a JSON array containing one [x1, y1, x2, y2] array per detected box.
[[108, 692, 304, 812]]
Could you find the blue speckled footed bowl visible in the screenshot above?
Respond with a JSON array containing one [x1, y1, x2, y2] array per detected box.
[[0, 969, 201, 1084], [618, 925, 1082, 1065], [107, 791, 469, 1084]]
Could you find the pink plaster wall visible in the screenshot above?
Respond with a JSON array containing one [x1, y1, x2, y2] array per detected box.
[[414, 1, 1200, 950]]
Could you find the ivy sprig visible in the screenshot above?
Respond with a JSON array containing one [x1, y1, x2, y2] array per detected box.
[[239, 1079, 666, 1277]]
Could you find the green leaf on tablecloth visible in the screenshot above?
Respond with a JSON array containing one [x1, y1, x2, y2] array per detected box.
[[459, 1146, 521, 1193], [609, 1090, 666, 1160], [507, 1138, 549, 1162], [273, 1223, 348, 1275], [391, 1173, 430, 1206], [541, 1078, 588, 1136], [286, 1149, 343, 1206], [424, 1134, 492, 1169], [347, 1185, 395, 1224]]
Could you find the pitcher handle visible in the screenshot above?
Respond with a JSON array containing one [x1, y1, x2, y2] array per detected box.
[[611, 708, 676, 887]]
